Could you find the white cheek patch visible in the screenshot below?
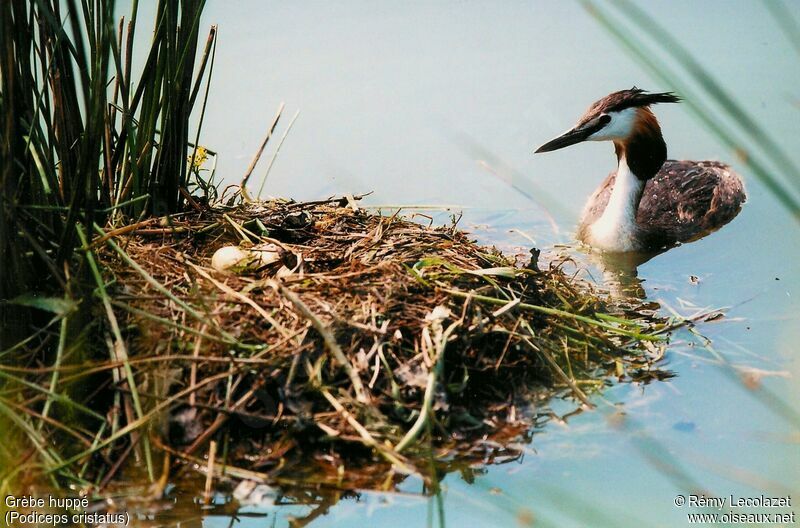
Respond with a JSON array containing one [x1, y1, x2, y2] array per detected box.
[[588, 107, 636, 141]]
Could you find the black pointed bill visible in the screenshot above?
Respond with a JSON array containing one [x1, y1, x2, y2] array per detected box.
[[534, 115, 609, 153], [534, 127, 593, 153]]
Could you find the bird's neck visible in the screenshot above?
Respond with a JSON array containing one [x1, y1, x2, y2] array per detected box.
[[589, 156, 645, 251], [588, 118, 667, 252], [614, 108, 668, 183]]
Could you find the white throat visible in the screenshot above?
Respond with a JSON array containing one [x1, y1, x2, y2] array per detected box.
[[587, 156, 645, 252]]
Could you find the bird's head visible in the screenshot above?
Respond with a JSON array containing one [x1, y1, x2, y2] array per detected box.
[[534, 88, 681, 153]]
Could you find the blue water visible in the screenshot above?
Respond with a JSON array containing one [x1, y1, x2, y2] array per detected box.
[[125, 1, 800, 526]]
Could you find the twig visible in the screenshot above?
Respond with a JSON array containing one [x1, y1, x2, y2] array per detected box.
[[257, 109, 300, 199], [203, 441, 217, 504], [395, 316, 461, 453], [319, 388, 413, 474], [241, 103, 285, 202], [187, 261, 291, 338], [278, 284, 369, 403]]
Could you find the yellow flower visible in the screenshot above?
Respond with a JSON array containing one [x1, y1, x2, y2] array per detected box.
[[188, 146, 209, 170]]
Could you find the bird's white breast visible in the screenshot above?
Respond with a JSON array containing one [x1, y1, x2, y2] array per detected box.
[[586, 156, 644, 252]]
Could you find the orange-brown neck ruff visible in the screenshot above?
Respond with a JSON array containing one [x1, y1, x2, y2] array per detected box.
[[613, 107, 667, 182]]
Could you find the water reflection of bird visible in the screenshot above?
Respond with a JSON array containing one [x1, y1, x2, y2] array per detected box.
[[535, 88, 746, 254]]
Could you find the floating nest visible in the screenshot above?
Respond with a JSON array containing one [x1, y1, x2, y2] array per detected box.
[[95, 195, 669, 491]]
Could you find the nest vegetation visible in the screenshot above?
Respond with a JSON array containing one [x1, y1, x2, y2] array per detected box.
[[96, 195, 668, 490]]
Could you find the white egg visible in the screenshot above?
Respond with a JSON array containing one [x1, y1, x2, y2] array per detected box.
[[211, 246, 249, 271]]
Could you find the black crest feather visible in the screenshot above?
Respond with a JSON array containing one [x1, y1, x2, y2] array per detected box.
[[579, 87, 681, 124], [607, 87, 681, 111]]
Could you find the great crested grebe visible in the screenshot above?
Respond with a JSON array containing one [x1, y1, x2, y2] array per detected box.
[[535, 88, 746, 253]]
